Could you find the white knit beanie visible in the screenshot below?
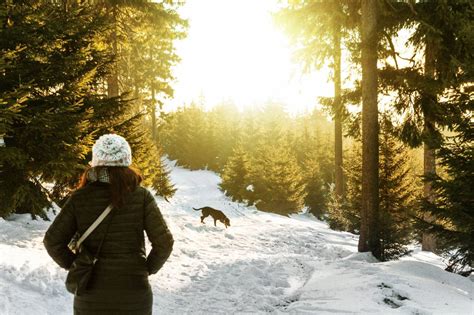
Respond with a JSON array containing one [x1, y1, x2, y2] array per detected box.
[[91, 134, 132, 167]]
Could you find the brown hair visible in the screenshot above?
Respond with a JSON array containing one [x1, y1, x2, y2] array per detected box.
[[78, 166, 143, 208]]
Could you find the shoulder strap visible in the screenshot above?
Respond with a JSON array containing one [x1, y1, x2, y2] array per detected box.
[[76, 204, 113, 249]]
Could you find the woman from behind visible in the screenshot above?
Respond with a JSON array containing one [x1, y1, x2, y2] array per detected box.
[[44, 134, 173, 315]]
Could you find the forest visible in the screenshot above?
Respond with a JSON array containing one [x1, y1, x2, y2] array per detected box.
[[0, 0, 472, 279]]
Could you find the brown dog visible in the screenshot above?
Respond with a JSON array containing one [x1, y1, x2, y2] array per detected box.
[[193, 206, 231, 228]]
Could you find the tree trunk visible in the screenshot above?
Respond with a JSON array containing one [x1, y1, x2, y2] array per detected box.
[[358, 0, 380, 259], [333, 11, 344, 200], [151, 82, 157, 143], [422, 36, 437, 252], [107, 4, 119, 98]]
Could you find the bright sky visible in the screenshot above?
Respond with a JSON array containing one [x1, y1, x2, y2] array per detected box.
[[165, 0, 333, 114]]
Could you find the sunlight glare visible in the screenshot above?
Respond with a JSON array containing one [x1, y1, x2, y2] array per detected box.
[[166, 0, 332, 114]]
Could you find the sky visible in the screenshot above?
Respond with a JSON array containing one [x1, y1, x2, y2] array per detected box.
[[164, 0, 333, 115]]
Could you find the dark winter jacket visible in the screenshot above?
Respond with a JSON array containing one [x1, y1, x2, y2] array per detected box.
[[43, 182, 174, 314]]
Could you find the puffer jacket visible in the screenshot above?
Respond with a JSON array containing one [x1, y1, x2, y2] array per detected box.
[[43, 182, 174, 315]]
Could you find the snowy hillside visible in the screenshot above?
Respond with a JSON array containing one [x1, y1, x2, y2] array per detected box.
[[0, 161, 472, 315]]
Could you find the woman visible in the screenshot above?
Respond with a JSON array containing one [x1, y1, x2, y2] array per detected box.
[[44, 134, 174, 315]]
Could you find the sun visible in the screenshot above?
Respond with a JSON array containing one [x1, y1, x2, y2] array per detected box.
[[166, 0, 333, 115]]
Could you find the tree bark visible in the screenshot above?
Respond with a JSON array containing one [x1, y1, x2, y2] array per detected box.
[[358, 0, 380, 258], [333, 10, 344, 200], [422, 36, 437, 252]]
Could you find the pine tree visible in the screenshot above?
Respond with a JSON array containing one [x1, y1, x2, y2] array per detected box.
[[150, 146, 176, 199], [209, 102, 241, 171], [220, 143, 252, 203], [327, 144, 361, 233], [275, 1, 359, 201], [378, 0, 474, 252], [181, 105, 210, 170], [0, 2, 176, 218], [292, 113, 334, 218], [0, 2, 114, 218], [118, 118, 176, 199], [327, 122, 416, 261], [249, 142, 307, 216], [301, 153, 327, 219], [378, 120, 415, 261], [421, 91, 473, 274]]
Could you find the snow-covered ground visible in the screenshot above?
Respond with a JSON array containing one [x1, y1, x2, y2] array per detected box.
[[0, 161, 472, 314]]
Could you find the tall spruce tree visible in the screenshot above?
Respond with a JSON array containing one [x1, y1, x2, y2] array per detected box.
[[209, 103, 241, 171], [378, 0, 473, 252], [378, 119, 415, 261], [301, 151, 327, 219], [0, 1, 177, 218], [292, 112, 334, 218], [0, 1, 114, 218], [220, 143, 252, 203], [275, 0, 358, 201], [327, 122, 417, 261], [421, 88, 473, 274], [327, 143, 362, 233], [249, 141, 307, 216]]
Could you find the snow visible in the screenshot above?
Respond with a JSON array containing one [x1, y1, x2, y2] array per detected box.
[[0, 161, 473, 314]]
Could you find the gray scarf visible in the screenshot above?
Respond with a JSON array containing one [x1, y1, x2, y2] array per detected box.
[[86, 167, 110, 183]]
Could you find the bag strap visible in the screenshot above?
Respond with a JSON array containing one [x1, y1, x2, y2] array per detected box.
[[76, 204, 113, 250], [93, 206, 115, 259]]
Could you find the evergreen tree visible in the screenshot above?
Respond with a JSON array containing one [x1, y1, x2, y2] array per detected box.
[[301, 151, 326, 219], [209, 102, 241, 171], [327, 122, 417, 261], [240, 108, 264, 158], [0, 2, 113, 218], [275, 0, 359, 201], [180, 105, 210, 170], [292, 113, 334, 218], [150, 146, 176, 199], [249, 142, 307, 216], [327, 144, 362, 233], [220, 143, 252, 203], [160, 104, 213, 170], [421, 93, 473, 274], [378, 0, 474, 252], [0, 2, 176, 218], [378, 120, 415, 261]]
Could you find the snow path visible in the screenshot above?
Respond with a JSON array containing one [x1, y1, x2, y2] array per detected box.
[[0, 162, 472, 314], [151, 163, 356, 314]]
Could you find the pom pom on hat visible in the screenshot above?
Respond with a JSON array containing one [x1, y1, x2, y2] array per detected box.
[[91, 134, 132, 167]]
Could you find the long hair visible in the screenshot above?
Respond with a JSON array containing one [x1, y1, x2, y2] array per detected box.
[[78, 166, 143, 208]]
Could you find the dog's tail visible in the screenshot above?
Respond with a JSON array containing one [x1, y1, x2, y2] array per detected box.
[[193, 207, 203, 211]]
